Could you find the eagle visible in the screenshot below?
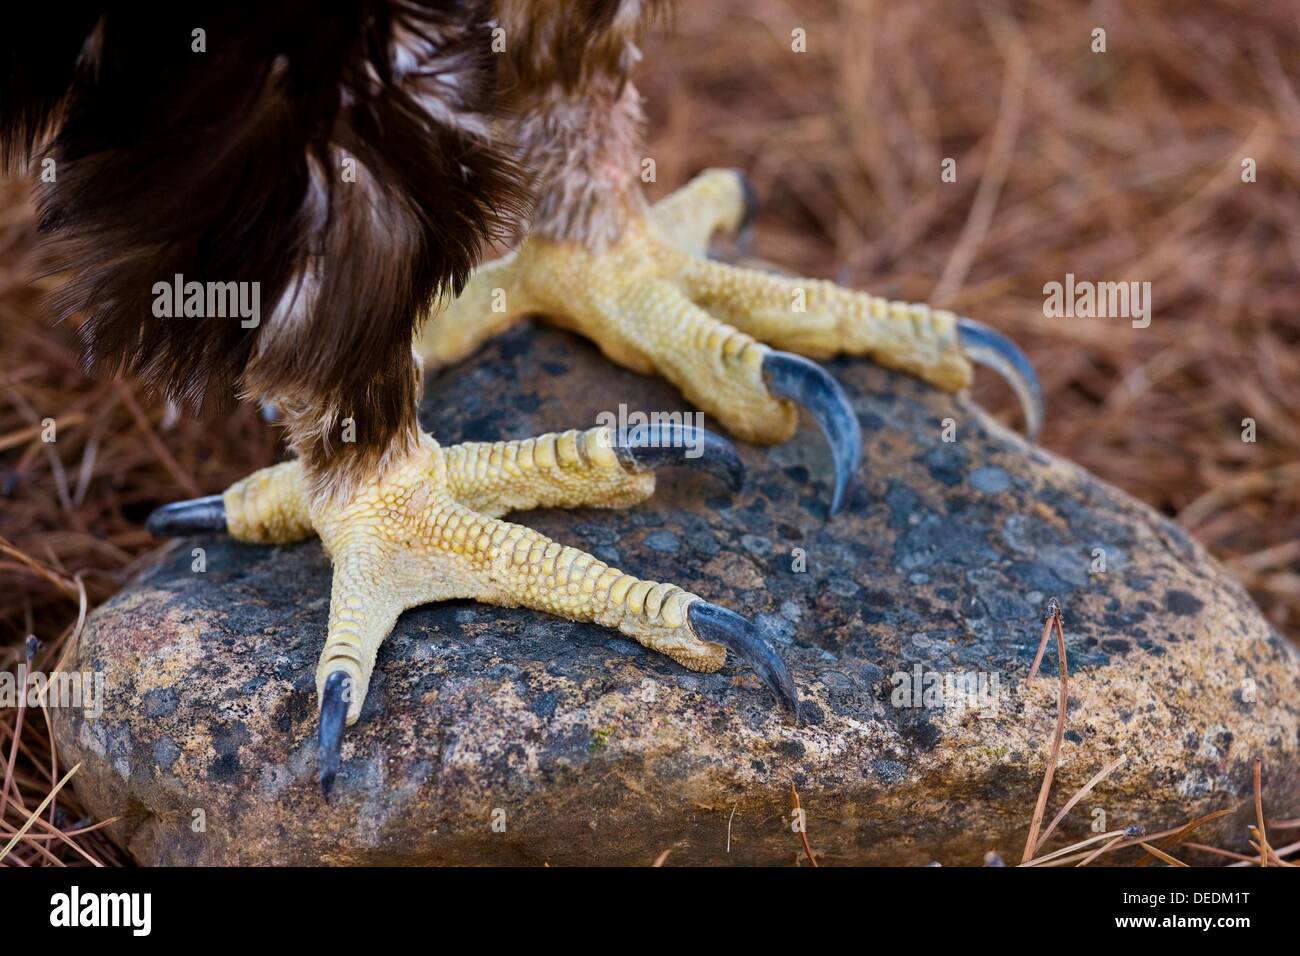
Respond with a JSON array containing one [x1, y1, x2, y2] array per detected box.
[[1, 0, 1039, 795]]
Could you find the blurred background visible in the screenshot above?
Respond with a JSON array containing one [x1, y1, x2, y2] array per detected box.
[[1, 0, 1298, 863]]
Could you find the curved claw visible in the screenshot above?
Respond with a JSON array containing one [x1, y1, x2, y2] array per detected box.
[[957, 317, 1044, 440], [615, 422, 744, 493], [761, 351, 862, 516], [687, 600, 800, 720], [318, 670, 350, 800], [145, 495, 227, 538], [735, 170, 760, 254]]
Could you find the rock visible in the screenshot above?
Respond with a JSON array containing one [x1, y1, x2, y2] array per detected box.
[[54, 324, 1300, 865]]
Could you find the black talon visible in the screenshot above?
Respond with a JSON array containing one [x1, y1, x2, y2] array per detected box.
[[761, 351, 862, 516], [318, 670, 350, 800], [144, 495, 227, 538], [688, 601, 800, 719], [957, 317, 1044, 440], [734, 169, 760, 253], [615, 423, 744, 492]]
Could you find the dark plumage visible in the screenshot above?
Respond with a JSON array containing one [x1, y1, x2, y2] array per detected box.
[[2, 1, 528, 489]]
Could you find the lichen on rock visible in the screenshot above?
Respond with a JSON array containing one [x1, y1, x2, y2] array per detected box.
[[53, 325, 1300, 865]]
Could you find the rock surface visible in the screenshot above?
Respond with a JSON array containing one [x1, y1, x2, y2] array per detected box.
[[54, 324, 1300, 865]]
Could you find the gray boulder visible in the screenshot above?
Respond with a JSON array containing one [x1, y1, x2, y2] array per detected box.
[[53, 324, 1300, 865]]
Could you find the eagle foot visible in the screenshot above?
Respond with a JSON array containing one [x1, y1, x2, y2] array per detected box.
[[420, 169, 1043, 515], [147, 423, 798, 799]]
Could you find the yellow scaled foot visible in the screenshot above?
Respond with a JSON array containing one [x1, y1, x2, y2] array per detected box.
[[418, 169, 1043, 489], [147, 423, 795, 796]]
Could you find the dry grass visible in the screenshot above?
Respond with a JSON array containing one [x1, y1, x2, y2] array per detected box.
[[2, 0, 1299, 865]]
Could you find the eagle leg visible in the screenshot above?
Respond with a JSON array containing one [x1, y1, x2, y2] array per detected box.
[[148, 423, 798, 799]]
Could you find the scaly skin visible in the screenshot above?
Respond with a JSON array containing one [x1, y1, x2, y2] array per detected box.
[[153, 170, 1036, 786], [221, 427, 722, 725], [416, 168, 976, 445]]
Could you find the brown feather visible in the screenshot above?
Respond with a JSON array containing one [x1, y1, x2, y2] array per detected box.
[[498, 0, 670, 247], [4, 1, 529, 496]]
